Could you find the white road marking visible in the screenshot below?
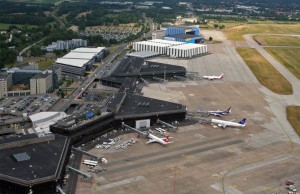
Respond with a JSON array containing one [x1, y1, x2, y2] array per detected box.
[[99, 176, 146, 191]]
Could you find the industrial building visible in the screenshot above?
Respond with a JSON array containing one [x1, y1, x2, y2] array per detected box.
[[164, 34, 204, 44], [148, 39, 186, 46], [132, 40, 208, 58], [167, 44, 208, 58], [55, 58, 91, 76], [133, 41, 169, 54], [165, 25, 200, 36], [55, 47, 107, 75], [71, 47, 107, 62], [30, 72, 53, 95]]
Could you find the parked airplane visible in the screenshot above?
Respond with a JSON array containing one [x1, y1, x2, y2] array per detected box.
[[203, 73, 224, 80], [146, 134, 173, 145], [211, 118, 247, 128], [122, 123, 173, 145], [198, 107, 232, 116]]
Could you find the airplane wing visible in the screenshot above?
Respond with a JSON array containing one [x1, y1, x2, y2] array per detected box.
[[146, 139, 157, 144], [211, 113, 222, 116], [218, 124, 227, 128]]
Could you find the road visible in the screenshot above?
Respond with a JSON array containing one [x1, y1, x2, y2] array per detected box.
[[18, 38, 45, 56], [51, 8, 65, 28], [51, 44, 127, 112]]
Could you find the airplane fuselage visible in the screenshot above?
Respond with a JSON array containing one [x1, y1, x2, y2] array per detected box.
[[211, 118, 246, 128]]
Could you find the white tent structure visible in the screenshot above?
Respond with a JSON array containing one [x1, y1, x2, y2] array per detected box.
[[29, 112, 67, 134]]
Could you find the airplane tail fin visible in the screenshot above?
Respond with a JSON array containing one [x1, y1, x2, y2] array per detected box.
[[226, 107, 232, 113], [239, 118, 246, 124], [219, 73, 224, 79], [163, 136, 169, 142]]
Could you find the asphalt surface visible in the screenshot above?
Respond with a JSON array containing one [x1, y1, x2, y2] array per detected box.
[[103, 139, 243, 176]]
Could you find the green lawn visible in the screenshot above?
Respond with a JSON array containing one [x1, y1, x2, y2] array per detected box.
[[237, 47, 292, 95], [223, 23, 300, 41], [265, 48, 300, 80], [0, 23, 38, 29], [253, 35, 300, 46]]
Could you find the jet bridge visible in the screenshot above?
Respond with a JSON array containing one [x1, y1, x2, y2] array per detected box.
[[66, 166, 93, 180], [140, 78, 149, 85], [72, 147, 104, 161], [174, 75, 187, 81], [56, 186, 66, 194], [156, 119, 177, 129], [122, 122, 147, 136], [153, 77, 165, 82]]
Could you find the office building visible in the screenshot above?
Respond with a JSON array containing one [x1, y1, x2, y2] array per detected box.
[[0, 73, 12, 98], [30, 72, 53, 95]]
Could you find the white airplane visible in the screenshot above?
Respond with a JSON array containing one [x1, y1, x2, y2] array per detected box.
[[122, 123, 174, 145], [198, 107, 231, 116], [146, 134, 173, 145], [203, 73, 224, 80], [211, 118, 246, 128]]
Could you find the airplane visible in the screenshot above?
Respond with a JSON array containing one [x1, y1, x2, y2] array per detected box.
[[122, 123, 173, 145], [211, 118, 247, 128], [146, 134, 173, 145], [198, 107, 232, 116], [203, 73, 224, 80]]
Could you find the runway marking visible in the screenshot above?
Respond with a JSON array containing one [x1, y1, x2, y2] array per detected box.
[[99, 176, 146, 191], [211, 183, 244, 194], [227, 154, 292, 177], [106, 136, 230, 167], [104, 139, 243, 175]]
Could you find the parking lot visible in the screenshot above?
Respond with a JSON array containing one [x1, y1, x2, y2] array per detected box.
[[73, 30, 300, 194], [0, 94, 60, 115]]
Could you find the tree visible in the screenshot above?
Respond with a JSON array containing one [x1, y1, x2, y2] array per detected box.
[[209, 36, 213, 41]]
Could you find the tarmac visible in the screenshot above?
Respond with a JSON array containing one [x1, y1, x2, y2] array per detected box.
[[74, 30, 300, 194]]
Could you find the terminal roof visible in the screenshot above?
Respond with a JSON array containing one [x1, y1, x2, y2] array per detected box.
[[108, 93, 185, 119], [0, 134, 68, 185]]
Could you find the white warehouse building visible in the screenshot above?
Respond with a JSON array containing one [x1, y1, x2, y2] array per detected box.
[[132, 39, 208, 58], [148, 39, 185, 46], [133, 41, 169, 55], [167, 44, 208, 58]]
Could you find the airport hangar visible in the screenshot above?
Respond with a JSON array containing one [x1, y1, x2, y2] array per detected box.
[[0, 56, 187, 194], [133, 39, 208, 58]]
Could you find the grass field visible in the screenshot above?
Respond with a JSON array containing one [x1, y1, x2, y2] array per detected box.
[[287, 106, 300, 137], [253, 35, 300, 46], [7, 57, 54, 70], [237, 47, 293, 95], [265, 48, 300, 80], [0, 23, 37, 29], [9, 0, 60, 4], [223, 23, 300, 41]]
